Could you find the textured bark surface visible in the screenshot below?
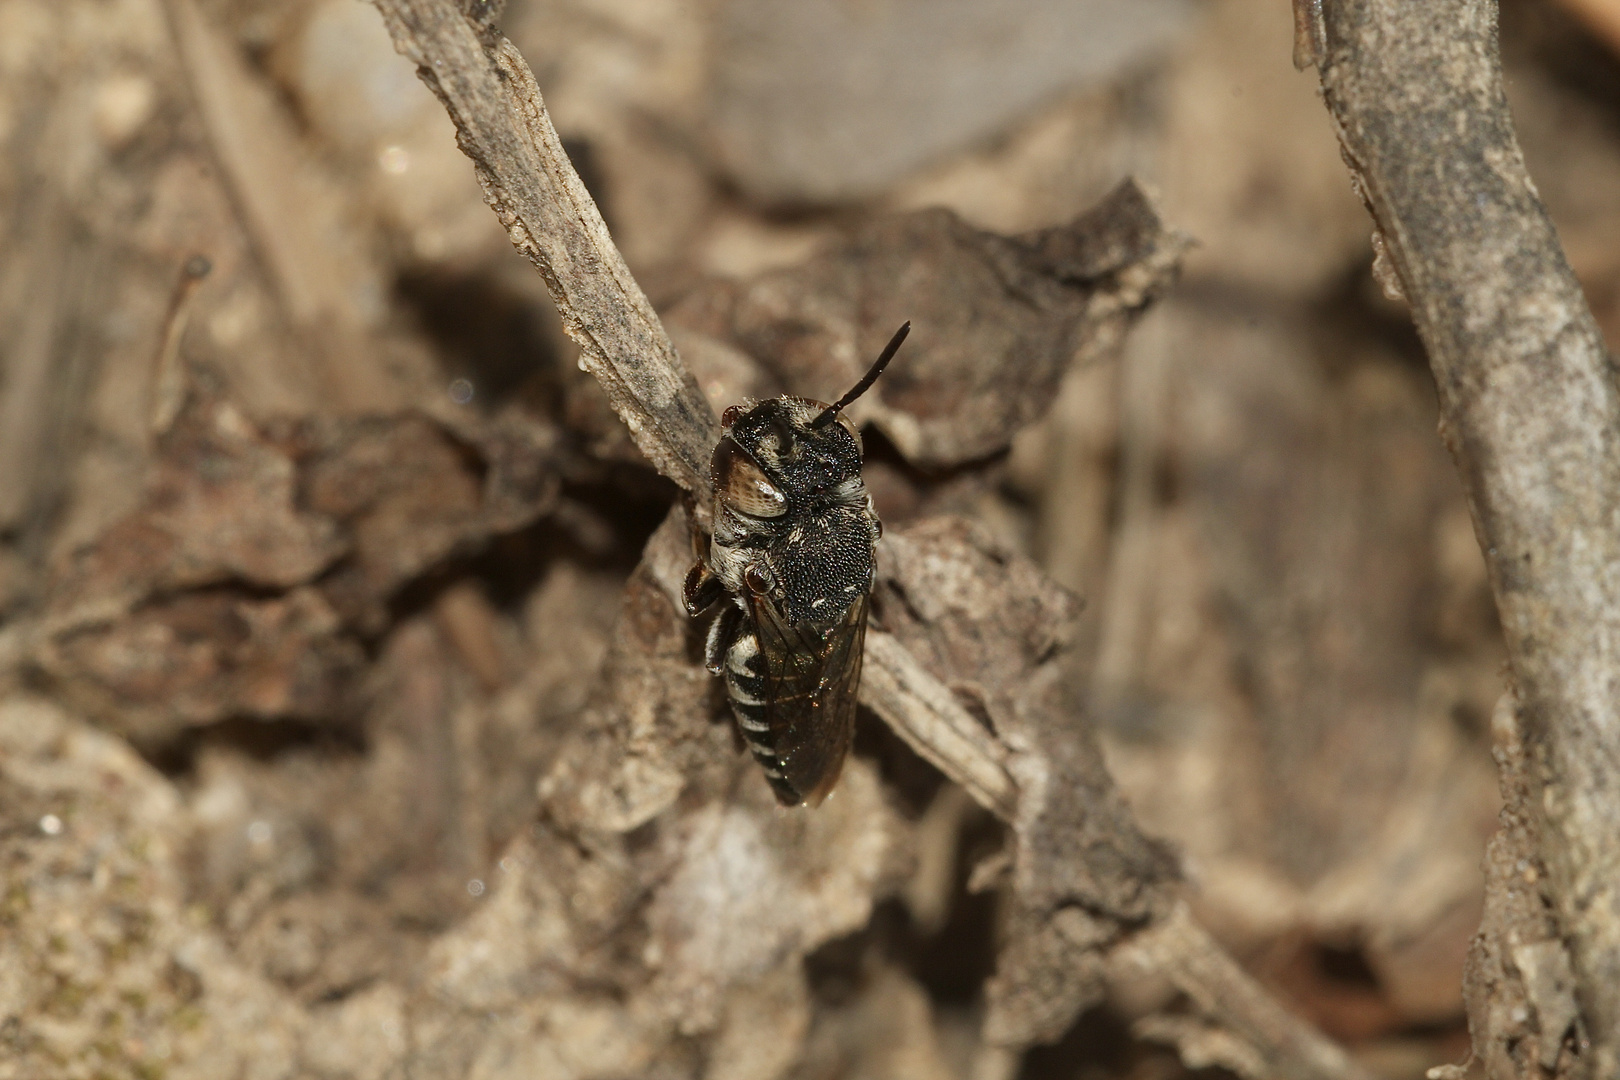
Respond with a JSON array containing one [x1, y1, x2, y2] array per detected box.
[[1465, 694, 1583, 1079], [1301, 0, 1620, 1073]]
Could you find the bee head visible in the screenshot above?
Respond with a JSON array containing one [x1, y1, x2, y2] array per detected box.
[[711, 323, 908, 519]]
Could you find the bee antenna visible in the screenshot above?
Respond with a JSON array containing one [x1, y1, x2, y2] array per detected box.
[[810, 321, 909, 430]]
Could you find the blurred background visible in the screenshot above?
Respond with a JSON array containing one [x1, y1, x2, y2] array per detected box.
[[3, 0, 1619, 1076]]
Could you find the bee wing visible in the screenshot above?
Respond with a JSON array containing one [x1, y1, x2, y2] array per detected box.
[[747, 589, 868, 806]]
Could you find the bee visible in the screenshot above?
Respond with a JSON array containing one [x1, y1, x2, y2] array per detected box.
[[685, 323, 910, 806]]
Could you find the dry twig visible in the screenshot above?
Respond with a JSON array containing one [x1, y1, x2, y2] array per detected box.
[[371, 2, 1374, 1077], [1118, 904, 1371, 1080], [369, 0, 719, 496], [1297, 0, 1620, 1074]]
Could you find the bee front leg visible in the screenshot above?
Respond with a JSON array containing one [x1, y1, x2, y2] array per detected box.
[[704, 602, 742, 675], [684, 561, 723, 616]]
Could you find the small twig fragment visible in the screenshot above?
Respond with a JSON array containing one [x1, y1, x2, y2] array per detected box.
[[1114, 904, 1377, 1080], [149, 255, 211, 438]]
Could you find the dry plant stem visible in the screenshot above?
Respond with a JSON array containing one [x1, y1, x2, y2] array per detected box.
[[371, 4, 1369, 1077], [1117, 905, 1373, 1080], [370, 0, 720, 498], [1303, 0, 1620, 1070]]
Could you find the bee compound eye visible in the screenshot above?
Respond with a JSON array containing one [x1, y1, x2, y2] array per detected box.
[[716, 443, 788, 518], [744, 564, 772, 594]]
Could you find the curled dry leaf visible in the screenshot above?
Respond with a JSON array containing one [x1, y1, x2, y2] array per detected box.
[[665, 179, 1188, 468]]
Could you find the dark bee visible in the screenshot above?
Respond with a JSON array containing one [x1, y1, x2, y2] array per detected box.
[[685, 323, 910, 806]]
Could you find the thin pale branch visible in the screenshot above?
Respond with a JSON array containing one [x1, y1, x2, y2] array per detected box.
[[1115, 904, 1374, 1080], [1300, 0, 1620, 1073], [370, 0, 720, 497]]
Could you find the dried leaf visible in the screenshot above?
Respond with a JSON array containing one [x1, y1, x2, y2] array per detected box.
[[37, 392, 560, 736], [665, 179, 1187, 468]]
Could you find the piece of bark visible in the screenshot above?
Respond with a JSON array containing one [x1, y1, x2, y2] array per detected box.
[[664, 180, 1187, 469], [1299, 0, 1620, 1072], [1464, 694, 1583, 1079]]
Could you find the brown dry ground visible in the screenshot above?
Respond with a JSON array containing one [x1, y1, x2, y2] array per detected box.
[[2, 0, 1618, 1077]]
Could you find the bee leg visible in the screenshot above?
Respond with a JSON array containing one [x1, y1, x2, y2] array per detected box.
[[684, 561, 723, 616], [704, 602, 741, 675]]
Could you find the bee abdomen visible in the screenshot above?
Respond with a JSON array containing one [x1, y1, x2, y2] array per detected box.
[[724, 631, 800, 803]]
